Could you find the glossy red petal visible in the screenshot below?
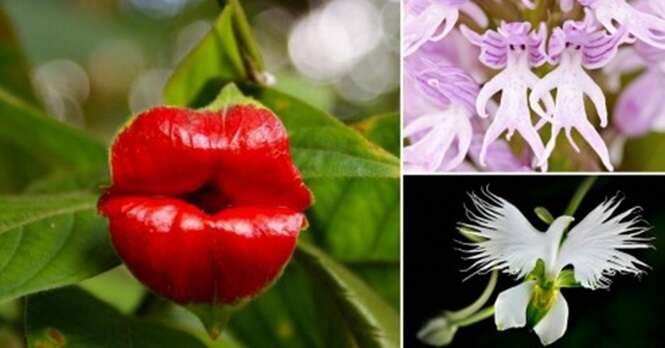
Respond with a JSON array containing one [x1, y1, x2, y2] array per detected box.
[[99, 195, 305, 304], [100, 104, 313, 306], [109, 105, 312, 211]]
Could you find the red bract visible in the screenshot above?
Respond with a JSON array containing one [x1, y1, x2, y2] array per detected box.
[[99, 105, 312, 305]]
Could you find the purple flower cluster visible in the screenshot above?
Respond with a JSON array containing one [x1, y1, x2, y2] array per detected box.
[[403, 0, 665, 172]]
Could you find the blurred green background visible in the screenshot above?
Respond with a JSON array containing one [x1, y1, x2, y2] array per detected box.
[[2, 0, 399, 142]]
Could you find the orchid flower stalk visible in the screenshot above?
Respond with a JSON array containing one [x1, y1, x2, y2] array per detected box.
[[459, 188, 652, 345]]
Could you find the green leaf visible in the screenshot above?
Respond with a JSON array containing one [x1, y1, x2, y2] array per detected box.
[[163, 5, 246, 107], [25, 286, 207, 348], [0, 8, 39, 105], [79, 267, 146, 314], [306, 177, 399, 306], [353, 113, 400, 157], [295, 241, 400, 348], [0, 192, 119, 303], [228, 262, 322, 348], [241, 85, 400, 179], [0, 89, 107, 193]]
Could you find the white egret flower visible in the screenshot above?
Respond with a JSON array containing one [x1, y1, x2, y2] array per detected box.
[[460, 189, 652, 346]]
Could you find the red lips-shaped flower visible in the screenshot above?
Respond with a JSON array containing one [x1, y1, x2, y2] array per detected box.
[[99, 102, 312, 306]]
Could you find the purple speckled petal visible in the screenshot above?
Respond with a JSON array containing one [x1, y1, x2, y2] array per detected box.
[[614, 70, 665, 137], [547, 11, 628, 69], [461, 25, 508, 69], [463, 21, 548, 69], [405, 53, 480, 114], [528, 22, 549, 66]]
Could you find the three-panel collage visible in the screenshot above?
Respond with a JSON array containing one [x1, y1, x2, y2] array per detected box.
[[0, 0, 663, 347]]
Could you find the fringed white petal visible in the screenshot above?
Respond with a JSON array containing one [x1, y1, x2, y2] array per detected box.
[[556, 195, 652, 289], [494, 281, 535, 331], [533, 292, 569, 346], [459, 189, 548, 279]]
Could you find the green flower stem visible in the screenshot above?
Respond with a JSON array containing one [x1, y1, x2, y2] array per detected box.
[[456, 306, 495, 327], [562, 176, 597, 241], [230, 0, 265, 69], [564, 177, 597, 216], [448, 271, 498, 321]]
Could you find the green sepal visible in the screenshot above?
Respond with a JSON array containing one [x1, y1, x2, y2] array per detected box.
[[187, 303, 241, 339], [556, 269, 581, 288], [534, 207, 554, 224], [456, 226, 486, 243], [203, 83, 264, 111], [526, 259, 547, 283]]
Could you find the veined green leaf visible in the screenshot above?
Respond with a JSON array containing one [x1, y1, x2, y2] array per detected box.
[[163, 5, 246, 107], [25, 286, 207, 348], [353, 113, 400, 157], [0, 192, 119, 303], [241, 85, 400, 179], [303, 112, 400, 307], [228, 261, 322, 348], [295, 241, 400, 348]]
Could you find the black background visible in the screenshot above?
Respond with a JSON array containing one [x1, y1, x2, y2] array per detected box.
[[404, 175, 665, 348]]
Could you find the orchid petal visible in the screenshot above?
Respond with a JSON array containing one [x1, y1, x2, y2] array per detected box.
[[494, 281, 535, 331], [459, 190, 548, 279], [475, 73, 506, 119], [649, 0, 665, 18], [460, 2, 488, 28], [560, 0, 574, 12], [404, 106, 473, 172], [573, 120, 614, 170], [521, 0, 536, 9], [404, 1, 461, 56], [529, 71, 559, 119], [591, 0, 665, 49], [603, 48, 646, 92], [581, 73, 608, 127], [614, 70, 665, 137], [533, 292, 569, 346], [557, 195, 652, 289]]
